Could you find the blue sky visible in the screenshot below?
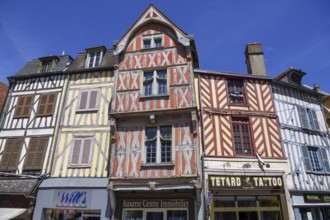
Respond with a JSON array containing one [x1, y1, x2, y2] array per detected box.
[[1, 0, 330, 92]]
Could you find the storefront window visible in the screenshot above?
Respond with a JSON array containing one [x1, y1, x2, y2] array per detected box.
[[168, 210, 187, 220], [212, 196, 282, 220], [123, 209, 187, 220], [124, 210, 143, 220], [44, 209, 101, 220]]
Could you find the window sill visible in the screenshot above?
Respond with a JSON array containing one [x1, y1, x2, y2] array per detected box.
[[76, 109, 98, 113], [140, 94, 169, 99], [228, 103, 248, 107], [141, 163, 174, 168], [306, 171, 329, 175], [68, 165, 91, 168], [36, 114, 54, 117]]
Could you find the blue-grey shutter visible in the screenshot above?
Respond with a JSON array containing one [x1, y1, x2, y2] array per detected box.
[[71, 139, 81, 165], [81, 139, 92, 165], [321, 148, 330, 173], [298, 107, 309, 129], [301, 145, 312, 172], [310, 110, 320, 130]]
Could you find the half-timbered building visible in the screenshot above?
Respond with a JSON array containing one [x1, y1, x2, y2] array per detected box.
[[196, 43, 291, 220], [0, 81, 8, 114], [33, 47, 115, 220], [109, 5, 202, 220], [272, 68, 330, 220], [0, 55, 72, 219]]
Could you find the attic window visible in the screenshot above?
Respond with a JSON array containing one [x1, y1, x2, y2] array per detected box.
[[142, 34, 163, 49], [87, 51, 102, 68]]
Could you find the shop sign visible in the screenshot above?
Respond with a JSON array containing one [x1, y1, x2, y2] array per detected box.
[[54, 190, 91, 208], [208, 175, 283, 191], [122, 199, 189, 208], [304, 194, 330, 203]]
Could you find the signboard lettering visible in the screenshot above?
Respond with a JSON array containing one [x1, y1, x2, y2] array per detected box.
[[304, 194, 330, 203], [122, 199, 189, 208], [208, 175, 283, 191], [54, 190, 91, 207]]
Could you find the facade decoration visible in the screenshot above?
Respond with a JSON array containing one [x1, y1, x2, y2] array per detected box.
[[196, 43, 291, 220], [32, 47, 114, 220], [109, 5, 202, 220], [0, 55, 72, 219], [272, 68, 330, 220]]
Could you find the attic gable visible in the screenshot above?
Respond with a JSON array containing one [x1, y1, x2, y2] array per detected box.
[[114, 5, 190, 55]]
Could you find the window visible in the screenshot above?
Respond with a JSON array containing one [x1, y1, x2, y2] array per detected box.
[[302, 145, 330, 173], [227, 79, 245, 104], [298, 107, 320, 130], [232, 118, 253, 156], [87, 51, 102, 68], [13, 95, 34, 118], [70, 137, 94, 166], [143, 70, 167, 96], [23, 137, 48, 171], [77, 89, 99, 112], [36, 93, 57, 116], [0, 138, 24, 171], [40, 60, 54, 73], [142, 35, 163, 49], [123, 210, 187, 220], [145, 125, 172, 164]]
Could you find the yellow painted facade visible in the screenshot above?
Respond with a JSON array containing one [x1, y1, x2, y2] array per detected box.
[[51, 70, 114, 177]]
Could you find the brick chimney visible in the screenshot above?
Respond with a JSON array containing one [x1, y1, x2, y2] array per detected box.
[[245, 43, 267, 76]]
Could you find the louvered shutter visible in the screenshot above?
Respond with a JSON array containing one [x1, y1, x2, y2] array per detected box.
[[37, 94, 48, 115], [23, 138, 38, 169], [301, 145, 312, 172], [32, 137, 48, 169], [298, 107, 309, 129], [14, 97, 25, 117], [310, 110, 320, 131], [22, 96, 33, 116], [321, 148, 330, 173], [45, 94, 56, 115], [71, 139, 81, 165], [89, 91, 98, 109], [79, 92, 88, 110], [8, 139, 23, 171], [0, 139, 15, 170], [81, 139, 92, 164]]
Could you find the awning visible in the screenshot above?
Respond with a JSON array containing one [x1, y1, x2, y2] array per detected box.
[[0, 208, 27, 220]]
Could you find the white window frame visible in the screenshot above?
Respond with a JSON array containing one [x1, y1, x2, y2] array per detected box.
[[144, 125, 173, 165], [142, 34, 163, 49], [142, 69, 168, 97], [298, 106, 320, 130], [76, 89, 100, 112], [302, 145, 330, 174], [86, 51, 103, 68], [69, 137, 94, 167]]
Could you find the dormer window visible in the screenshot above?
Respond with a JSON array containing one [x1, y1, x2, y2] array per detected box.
[[85, 46, 106, 68], [38, 56, 58, 73], [142, 34, 163, 49]]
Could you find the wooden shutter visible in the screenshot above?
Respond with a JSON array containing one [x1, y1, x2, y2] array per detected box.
[[24, 137, 48, 170], [8, 139, 23, 171], [301, 145, 312, 172], [71, 139, 82, 165], [37, 93, 57, 116], [321, 148, 330, 173], [14, 96, 34, 118], [81, 139, 92, 164], [79, 92, 88, 110], [89, 91, 98, 109], [0, 139, 15, 170], [298, 107, 309, 129]]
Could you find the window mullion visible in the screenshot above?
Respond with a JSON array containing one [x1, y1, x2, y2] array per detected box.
[[153, 71, 157, 96], [156, 126, 160, 163]]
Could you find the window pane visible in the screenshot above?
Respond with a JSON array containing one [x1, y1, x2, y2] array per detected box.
[[167, 210, 187, 220], [124, 210, 143, 220], [258, 196, 280, 207], [160, 126, 172, 139], [214, 196, 235, 207], [144, 39, 151, 49], [232, 118, 252, 156], [227, 79, 245, 104], [260, 211, 282, 220], [237, 196, 256, 207], [239, 212, 258, 220], [308, 147, 321, 171], [154, 38, 162, 47], [215, 212, 236, 220], [146, 127, 157, 140], [158, 81, 167, 95], [161, 141, 171, 163], [146, 212, 163, 220], [144, 82, 153, 96], [89, 53, 95, 68], [146, 141, 156, 163]]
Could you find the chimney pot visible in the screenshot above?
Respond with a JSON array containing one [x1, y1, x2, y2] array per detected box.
[[313, 84, 320, 93]]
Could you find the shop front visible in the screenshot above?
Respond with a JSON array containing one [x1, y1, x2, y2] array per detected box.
[[113, 191, 195, 220], [33, 178, 110, 220], [291, 192, 330, 220], [207, 175, 289, 220]]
